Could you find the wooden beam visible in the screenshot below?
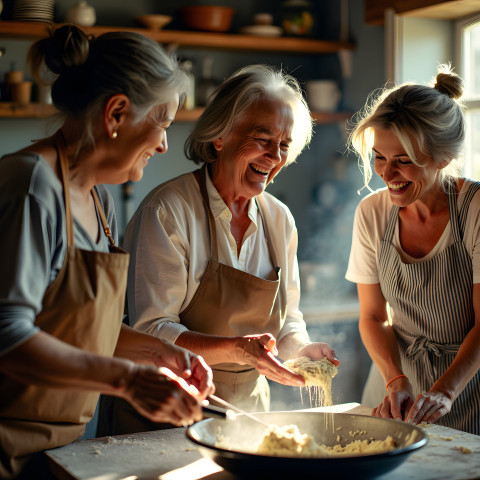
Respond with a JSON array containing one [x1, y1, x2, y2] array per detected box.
[[364, 0, 480, 25]]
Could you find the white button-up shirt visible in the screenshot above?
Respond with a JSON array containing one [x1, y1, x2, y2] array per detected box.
[[123, 170, 308, 343]]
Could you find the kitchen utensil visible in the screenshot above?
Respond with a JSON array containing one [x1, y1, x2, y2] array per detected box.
[[208, 394, 270, 427], [187, 411, 428, 479], [135, 14, 172, 31], [179, 6, 234, 33]]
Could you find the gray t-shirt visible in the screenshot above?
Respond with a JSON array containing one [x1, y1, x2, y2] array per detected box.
[[0, 151, 118, 356]]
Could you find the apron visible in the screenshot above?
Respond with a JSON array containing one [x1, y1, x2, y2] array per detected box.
[[362, 182, 480, 434], [0, 130, 129, 477], [180, 165, 286, 412]]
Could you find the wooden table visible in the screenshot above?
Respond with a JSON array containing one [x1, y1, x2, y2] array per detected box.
[[46, 404, 480, 480]]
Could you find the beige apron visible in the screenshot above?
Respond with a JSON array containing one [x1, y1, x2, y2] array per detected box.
[[180, 165, 286, 412], [0, 131, 129, 478]]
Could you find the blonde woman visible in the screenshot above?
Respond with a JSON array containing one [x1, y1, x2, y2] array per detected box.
[[346, 65, 480, 434]]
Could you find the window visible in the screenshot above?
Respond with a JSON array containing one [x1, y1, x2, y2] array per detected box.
[[456, 14, 480, 180]]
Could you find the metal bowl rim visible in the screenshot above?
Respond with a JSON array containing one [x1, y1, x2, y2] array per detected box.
[[186, 412, 428, 461]]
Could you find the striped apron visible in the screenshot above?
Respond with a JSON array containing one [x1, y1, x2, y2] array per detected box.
[[362, 182, 480, 434]]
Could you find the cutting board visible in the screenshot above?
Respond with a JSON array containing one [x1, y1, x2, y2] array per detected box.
[[46, 404, 480, 480]]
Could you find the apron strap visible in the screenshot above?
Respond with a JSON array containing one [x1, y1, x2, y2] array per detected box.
[[199, 165, 219, 262], [54, 130, 75, 248], [91, 188, 116, 246], [458, 181, 480, 238], [54, 129, 116, 248], [447, 182, 462, 244], [255, 195, 280, 270]]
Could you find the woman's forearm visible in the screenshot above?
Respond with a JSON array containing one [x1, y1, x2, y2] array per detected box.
[[359, 314, 404, 383], [175, 331, 239, 365]]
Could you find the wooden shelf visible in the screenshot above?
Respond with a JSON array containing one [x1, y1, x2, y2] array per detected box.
[[0, 102, 352, 123], [0, 21, 354, 122], [0, 102, 57, 118], [0, 21, 354, 54]]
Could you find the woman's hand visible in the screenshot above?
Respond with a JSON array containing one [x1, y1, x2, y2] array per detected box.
[[150, 338, 214, 400], [119, 363, 204, 426], [297, 342, 340, 367], [234, 333, 305, 387], [372, 377, 414, 421], [405, 390, 453, 425]]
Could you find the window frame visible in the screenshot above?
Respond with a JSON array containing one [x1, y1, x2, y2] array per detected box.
[[456, 13, 480, 179]]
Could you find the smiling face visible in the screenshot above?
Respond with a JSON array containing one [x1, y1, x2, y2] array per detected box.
[[211, 97, 294, 202], [111, 94, 180, 184], [373, 128, 443, 207]]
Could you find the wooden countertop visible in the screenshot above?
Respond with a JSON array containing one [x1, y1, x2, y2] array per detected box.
[[46, 404, 480, 480]]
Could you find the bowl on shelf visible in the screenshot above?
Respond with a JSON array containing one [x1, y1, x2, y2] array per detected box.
[[135, 14, 172, 31], [179, 6, 234, 33]]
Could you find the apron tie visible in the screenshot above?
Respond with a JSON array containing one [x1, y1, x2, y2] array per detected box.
[[404, 336, 461, 359], [399, 331, 461, 384]]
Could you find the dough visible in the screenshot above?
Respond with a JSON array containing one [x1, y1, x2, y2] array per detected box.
[[283, 357, 338, 406], [257, 424, 396, 457]]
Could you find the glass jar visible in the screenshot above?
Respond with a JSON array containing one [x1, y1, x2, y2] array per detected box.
[[281, 0, 314, 37]]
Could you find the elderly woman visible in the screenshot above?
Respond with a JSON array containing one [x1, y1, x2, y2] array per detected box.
[[102, 64, 340, 434], [0, 25, 213, 478], [346, 64, 480, 434]]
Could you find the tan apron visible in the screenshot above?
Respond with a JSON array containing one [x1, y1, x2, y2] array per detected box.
[[180, 165, 286, 412], [0, 131, 129, 478]]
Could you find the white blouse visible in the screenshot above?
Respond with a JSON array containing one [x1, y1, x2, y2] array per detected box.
[[123, 170, 309, 343]]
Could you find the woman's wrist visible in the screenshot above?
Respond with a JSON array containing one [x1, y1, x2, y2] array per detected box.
[[105, 358, 137, 395], [385, 373, 408, 391]]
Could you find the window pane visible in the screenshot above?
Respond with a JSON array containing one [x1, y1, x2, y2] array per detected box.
[[463, 22, 480, 100], [464, 109, 480, 180]]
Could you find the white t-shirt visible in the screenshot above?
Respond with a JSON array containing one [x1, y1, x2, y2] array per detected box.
[[123, 170, 308, 343], [345, 180, 480, 285]]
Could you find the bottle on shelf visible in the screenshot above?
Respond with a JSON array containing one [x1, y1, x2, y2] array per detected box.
[[195, 56, 218, 107]]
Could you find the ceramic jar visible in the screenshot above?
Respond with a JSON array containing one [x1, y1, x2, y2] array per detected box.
[[66, 1, 96, 27]]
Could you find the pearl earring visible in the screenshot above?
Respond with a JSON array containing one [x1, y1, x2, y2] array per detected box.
[[112, 130, 118, 139]]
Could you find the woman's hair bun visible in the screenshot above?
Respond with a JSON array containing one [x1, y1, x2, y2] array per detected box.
[[434, 64, 464, 100], [42, 24, 90, 76]]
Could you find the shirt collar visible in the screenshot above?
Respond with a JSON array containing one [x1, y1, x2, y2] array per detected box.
[[204, 168, 259, 223]]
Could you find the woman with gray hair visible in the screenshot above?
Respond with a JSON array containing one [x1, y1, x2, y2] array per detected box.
[[346, 64, 480, 434], [111, 64, 340, 434], [0, 24, 213, 478]]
